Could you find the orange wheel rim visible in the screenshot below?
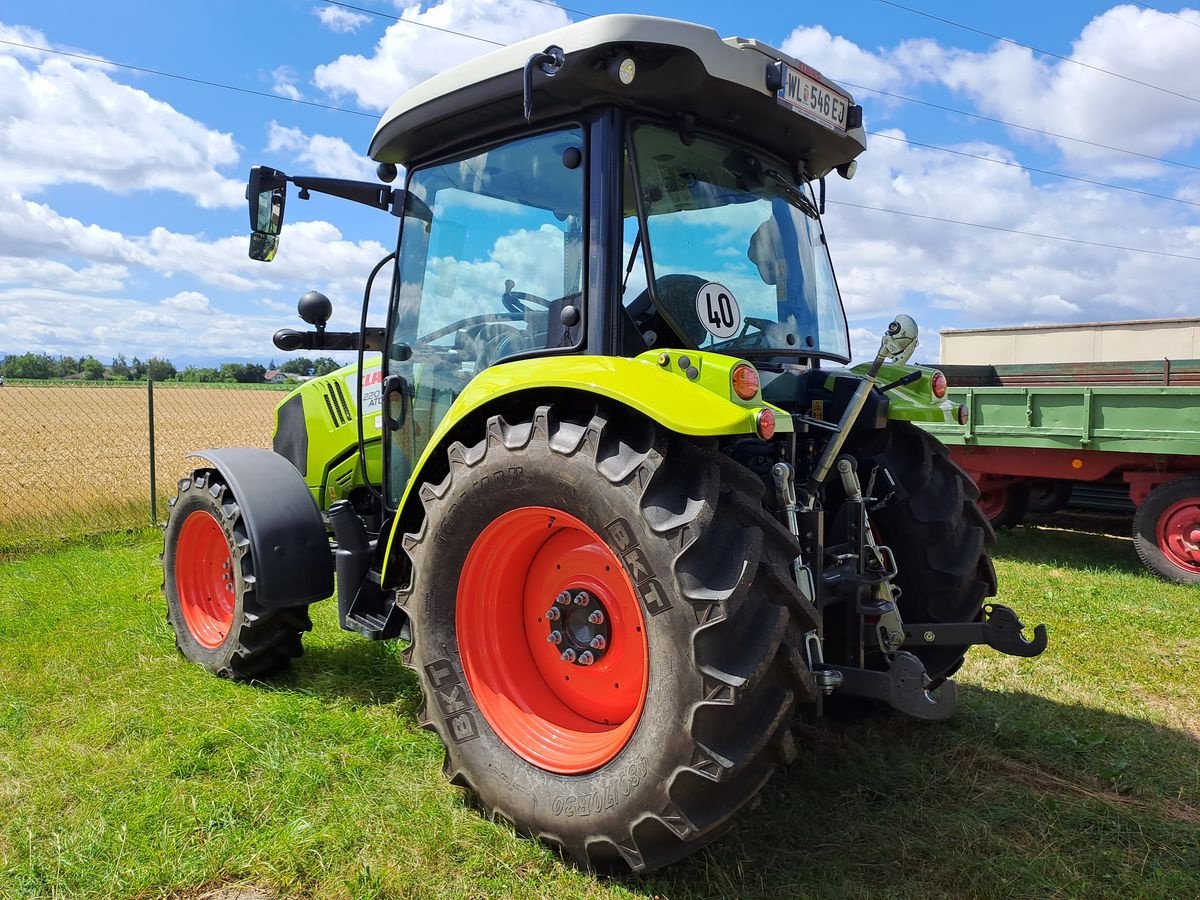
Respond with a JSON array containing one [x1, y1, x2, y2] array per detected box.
[[456, 506, 649, 774], [1157, 499, 1200, 574], [175, 510, 236, 649]]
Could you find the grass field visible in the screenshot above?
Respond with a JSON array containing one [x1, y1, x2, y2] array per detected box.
[[0, 524, 1197, 899], [0, 384, 284, 551]]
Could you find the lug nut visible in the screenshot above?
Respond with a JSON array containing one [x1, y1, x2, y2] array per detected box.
[[547, 630, 563, 645], [545, 607, 561, 621], [587, 610, 605, 625], [578, 651, 595, 666], [560, 648, 576, 663], [555, 591, 572, 606], [590, 636, 606, 650], [923, 631, 936, 643], [573, 591, 591, 606]]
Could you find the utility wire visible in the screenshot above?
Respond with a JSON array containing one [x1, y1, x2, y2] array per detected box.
[[322, 1, 504, 45], [876, 0, 1200, 106], [842, 81, 1200, 173], [4, 21, 1197, 264], [866, 131, 1200, 209], [829, 200, 1200, 262], [1128, 2, 1200, 31], [330, 0, 1200, 174], [0, 38, 377, 118]]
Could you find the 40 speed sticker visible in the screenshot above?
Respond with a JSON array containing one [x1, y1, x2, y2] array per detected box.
[[695, 282, 741, 340]]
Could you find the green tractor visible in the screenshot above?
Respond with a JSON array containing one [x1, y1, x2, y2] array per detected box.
[[162, 15, 1046, 873]]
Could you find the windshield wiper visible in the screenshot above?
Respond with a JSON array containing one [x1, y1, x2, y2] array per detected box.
[[765, 169, 819, 219]]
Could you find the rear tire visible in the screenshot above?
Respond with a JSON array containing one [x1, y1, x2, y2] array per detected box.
[[397, 404, 817, 873], [1133, 476, 1200, 584], [163, 470, 312, 680], [857, 423, 997, 683]]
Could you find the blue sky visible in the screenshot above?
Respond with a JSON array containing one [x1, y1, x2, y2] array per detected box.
[[2, 1, 1198, 366]]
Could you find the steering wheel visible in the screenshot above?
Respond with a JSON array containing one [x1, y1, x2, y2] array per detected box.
[[501, 279, 556, 314], [415, 312, 524, 346]]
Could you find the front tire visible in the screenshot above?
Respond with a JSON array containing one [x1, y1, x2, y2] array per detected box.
[[163, 470, 312, 680], [398, 404, 817, 873], [857, 423, 998, 682]]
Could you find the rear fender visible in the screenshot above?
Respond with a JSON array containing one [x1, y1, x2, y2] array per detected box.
[[187, 448, 333, 608]]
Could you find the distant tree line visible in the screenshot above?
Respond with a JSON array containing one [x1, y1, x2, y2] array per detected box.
[[0, 352, 343, 383]]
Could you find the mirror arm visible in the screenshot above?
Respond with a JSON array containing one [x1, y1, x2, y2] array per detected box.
[[288, 176, 394, 212], [272, 327, 386, 353]]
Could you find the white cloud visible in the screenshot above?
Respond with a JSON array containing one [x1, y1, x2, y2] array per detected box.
[[314, 5, 371, 33], [161, 290, 213, 313], [780, 25, 906, 90], [923, 7, 1200, 178], [0, 33, 244, 208], [0, 287, 292, 360], [823, 125, 1200, 331], [271, 65, 302, 101], [266, 122, 379, 181], [312, 0, 570, 110]]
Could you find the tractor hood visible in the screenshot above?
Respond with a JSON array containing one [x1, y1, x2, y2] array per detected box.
[[369, 14, 867, 179]]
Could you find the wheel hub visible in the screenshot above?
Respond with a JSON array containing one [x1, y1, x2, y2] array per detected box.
[[545, 589, 611, 666]]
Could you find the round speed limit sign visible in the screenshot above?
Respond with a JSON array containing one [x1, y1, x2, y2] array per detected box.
[[695, 282, 741, 340]]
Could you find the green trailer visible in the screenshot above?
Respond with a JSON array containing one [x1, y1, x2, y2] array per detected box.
[[922, 358, 1200, 583]]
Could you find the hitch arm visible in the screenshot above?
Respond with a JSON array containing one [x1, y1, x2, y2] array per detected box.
[[902, 603, 1048, 658], [828, 651, 957, 721]]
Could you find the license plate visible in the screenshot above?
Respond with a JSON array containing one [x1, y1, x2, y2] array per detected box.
[[777, 63, 850, 133]]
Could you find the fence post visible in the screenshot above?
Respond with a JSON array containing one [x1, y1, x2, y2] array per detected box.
[[148, 378, 157, 525]]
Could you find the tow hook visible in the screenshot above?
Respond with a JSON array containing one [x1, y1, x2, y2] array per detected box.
[[901, 603, 1048, 658]]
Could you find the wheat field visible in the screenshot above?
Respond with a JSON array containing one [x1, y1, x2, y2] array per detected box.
[[0, 383, 287, 548]]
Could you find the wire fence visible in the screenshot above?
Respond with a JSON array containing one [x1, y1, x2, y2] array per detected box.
[[0, 380, 291, 551]]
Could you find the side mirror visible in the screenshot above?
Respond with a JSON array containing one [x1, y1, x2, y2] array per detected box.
[[882, 314, 919, 364], [381, 374, 409, 430], [249, 231, 279, 262], [246, 165, 287, 261]]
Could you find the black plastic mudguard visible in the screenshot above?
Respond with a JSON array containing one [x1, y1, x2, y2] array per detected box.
[[187, 447, 333, 608]]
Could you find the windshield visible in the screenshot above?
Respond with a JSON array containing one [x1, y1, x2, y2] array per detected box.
[[628, 124, 850, 361]]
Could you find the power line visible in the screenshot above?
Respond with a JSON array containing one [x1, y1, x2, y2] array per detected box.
[[322, 1, 504, 45], [4, 21, 1197, 264], [335, 0, 1200, 175], [875, 0, 1200, 106], [0, 38, 377, 118], [829, 200, 1200, 262], [866, 131, 1200, 209], [842, 81, 1200, 173], [1128, 2, 1200, 31]]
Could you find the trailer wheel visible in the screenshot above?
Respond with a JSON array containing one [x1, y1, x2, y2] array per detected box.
[[861, 423, 998, 683], [1026, 479, 1072, 514], [1133, 476, 1200, 584], [976, 481, 1030, 530], [163, 471, 312, 679], [398, 404, 817, 873]]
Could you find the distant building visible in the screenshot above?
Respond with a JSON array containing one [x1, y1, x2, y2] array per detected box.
[[263, 370, 287, 383], [940, 317, 1200, 365]]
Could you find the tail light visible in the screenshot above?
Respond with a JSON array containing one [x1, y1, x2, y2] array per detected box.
[[755, 408, 776, 440], [931, 371, 948, 399], [731, 363, 760, 400]]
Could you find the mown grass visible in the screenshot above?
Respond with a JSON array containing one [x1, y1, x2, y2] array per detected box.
[[0, 525, 1196, 899]]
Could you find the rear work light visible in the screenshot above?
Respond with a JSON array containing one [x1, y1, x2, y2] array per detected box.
[[731, 363, 760, 400], [755, 408, 776, 439], [931, 371, 948, 399], [957, 403, 969, 425]]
